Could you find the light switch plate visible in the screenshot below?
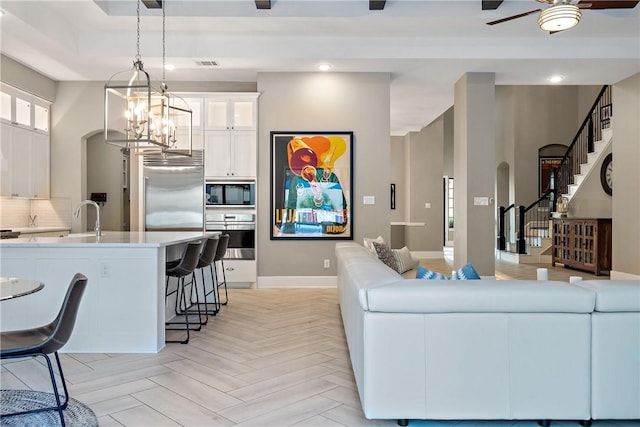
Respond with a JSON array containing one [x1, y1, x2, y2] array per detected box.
[[425, 202, 431, 209], [474, 197, 490, 206], [363, 196, 375, 205]]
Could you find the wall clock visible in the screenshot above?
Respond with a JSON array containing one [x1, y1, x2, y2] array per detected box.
[[600, 153, 612, 196]]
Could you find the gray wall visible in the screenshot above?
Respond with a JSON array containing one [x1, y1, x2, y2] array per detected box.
[[443, 107, 454, 177], [612, 73, 640, 277], [257, 72, 390, 277], [510, 86, 582, 205], [86, 133, 124, 231], [0, 54, 57, 101], [390, 136, 405, 223], [405, 116, 445, 252], [568, 147, 612, 219]]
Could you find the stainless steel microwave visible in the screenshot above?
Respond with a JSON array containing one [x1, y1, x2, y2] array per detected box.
[[206, 182, 256, 207]]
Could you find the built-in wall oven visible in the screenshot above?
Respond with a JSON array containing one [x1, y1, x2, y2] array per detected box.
[[206, 212, 255, 260]]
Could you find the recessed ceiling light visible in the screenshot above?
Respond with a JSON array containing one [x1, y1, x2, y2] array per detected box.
[[164, 64, 176, 71], [548, 75, 565, 83], [318, 63, 332, 72]]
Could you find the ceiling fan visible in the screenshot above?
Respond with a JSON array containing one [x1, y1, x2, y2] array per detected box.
[[486, 0, 640, 33]]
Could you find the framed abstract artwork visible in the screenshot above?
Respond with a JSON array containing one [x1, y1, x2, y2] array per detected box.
[[270, 131, 354, 240]]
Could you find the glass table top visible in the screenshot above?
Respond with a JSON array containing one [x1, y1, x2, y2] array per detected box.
[[0, 277, 44, 301]]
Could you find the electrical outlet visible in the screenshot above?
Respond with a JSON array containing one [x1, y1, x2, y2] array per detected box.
[[324, 259, 330, 268], [100, 262, 110, 278]]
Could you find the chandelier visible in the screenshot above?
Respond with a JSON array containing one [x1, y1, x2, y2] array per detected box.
[[538, 4, 582, 32], [104, 0, 192, 155]]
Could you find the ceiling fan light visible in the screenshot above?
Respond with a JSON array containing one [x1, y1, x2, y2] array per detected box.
[[538, 4, 582, 31]]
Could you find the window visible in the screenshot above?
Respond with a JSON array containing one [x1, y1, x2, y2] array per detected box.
[[0, 92, 11, 121]]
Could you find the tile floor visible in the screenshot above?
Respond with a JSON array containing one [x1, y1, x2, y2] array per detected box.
[[2, 258, 637, 427]]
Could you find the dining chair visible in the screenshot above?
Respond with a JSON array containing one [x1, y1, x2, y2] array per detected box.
[[0, 273, 89, 427]]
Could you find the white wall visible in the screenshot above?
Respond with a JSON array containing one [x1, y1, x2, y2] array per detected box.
[[256, 72, 390, 279]]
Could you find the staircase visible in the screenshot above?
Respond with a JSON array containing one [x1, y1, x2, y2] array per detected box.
[[497, 85, 612, 264], [563, 128, 612, 203]]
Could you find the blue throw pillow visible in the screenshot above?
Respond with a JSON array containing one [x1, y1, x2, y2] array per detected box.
[[453, 263, 480, 280], [416, 265, 449, 280]]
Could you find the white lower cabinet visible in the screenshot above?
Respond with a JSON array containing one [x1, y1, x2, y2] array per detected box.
[[220, 259, 256, 284]]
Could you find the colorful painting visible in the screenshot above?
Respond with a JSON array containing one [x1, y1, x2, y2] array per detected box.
[[270, 131, 353, 240]]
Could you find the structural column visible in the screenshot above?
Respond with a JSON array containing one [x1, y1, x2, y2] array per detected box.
[[453, 73, 496, 275]]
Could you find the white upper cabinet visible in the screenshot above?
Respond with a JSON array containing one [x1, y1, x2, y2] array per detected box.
[[0, 84, 51, 199], [205, 94, 258, 131], [204, 130, 256, 179], [1, 122, 50, 199], [0, 84, 51, 134]]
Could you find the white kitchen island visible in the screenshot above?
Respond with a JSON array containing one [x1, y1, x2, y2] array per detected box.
[[0, 231, 217, 353]]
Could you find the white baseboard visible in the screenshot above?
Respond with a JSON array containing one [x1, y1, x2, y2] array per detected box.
[[610, 270, 640, 280], [257, 276, 337, 288], [411, 251, 444, 259]]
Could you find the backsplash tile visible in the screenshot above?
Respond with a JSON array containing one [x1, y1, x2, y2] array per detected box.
[[0, 199, 30, 228], [0, 198, 71, 229]]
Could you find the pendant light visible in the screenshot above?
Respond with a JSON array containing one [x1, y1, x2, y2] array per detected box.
[[160, 0, 193, 156], [104, 0, 171, 151]]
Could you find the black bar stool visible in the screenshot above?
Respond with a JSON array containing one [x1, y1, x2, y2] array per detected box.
[[165, 240, 202, 344], [214, 234, 230, 306], [184, 235, 220, 325]]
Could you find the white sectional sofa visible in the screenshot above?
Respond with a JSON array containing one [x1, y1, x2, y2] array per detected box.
[[574, 280, 640, 420], [335, 242, 640, 425]]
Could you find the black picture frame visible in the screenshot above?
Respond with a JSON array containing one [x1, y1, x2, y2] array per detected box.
[[390, 183, 395, 209], [270, 131, 354, 240]]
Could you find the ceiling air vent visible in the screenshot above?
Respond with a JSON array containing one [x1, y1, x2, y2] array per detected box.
[[197, 60, 219, 67]]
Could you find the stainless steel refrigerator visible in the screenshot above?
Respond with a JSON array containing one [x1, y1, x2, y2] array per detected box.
[[143, 151, 204, 231]]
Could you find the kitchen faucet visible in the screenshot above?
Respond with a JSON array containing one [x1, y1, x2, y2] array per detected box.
[[73, 200, 102, 237]]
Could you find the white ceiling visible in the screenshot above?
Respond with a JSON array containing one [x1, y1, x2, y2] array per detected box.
[[1, 0, 638, 136]]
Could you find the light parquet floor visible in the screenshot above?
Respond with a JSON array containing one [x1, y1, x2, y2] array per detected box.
[[2, 259, 637, 427]]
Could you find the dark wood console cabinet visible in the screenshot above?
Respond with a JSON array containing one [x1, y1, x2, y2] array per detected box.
[[552, 218, 612, 276]]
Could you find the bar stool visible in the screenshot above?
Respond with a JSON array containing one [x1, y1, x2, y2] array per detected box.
[[184, 235, 220, 325], [165, 240, 202, 344], [214, 234, 230, 306]]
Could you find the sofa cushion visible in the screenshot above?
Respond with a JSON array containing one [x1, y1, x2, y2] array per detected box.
[[373, 241, 399, 272], [453, 263, 481, 280], [363, 236, 385, 256], [573, 280, 640, 312], [392, 246, 418, 274], [416, 265, 449, 280], [366, 280, 596, 313]]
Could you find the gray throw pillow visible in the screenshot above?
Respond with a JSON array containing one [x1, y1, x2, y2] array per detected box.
[[372, 241, 399, 272]]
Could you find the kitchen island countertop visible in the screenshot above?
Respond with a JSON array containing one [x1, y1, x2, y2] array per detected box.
[[0, 230, 219, 353], [1, 231, 217, 248]]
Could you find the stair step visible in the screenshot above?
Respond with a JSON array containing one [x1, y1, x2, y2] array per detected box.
[[594, 140, 607, 151], [574, 174, 586, 186], [568, 184, 579, 195], [587, 151, 599, 163]]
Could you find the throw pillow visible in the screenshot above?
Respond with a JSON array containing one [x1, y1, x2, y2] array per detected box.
[[363, 236, 385, 256], [392, 246, 419, 274], [453, 263, 481, 280], [416, 265, 449, 280], [372, 241, 399, 272]]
